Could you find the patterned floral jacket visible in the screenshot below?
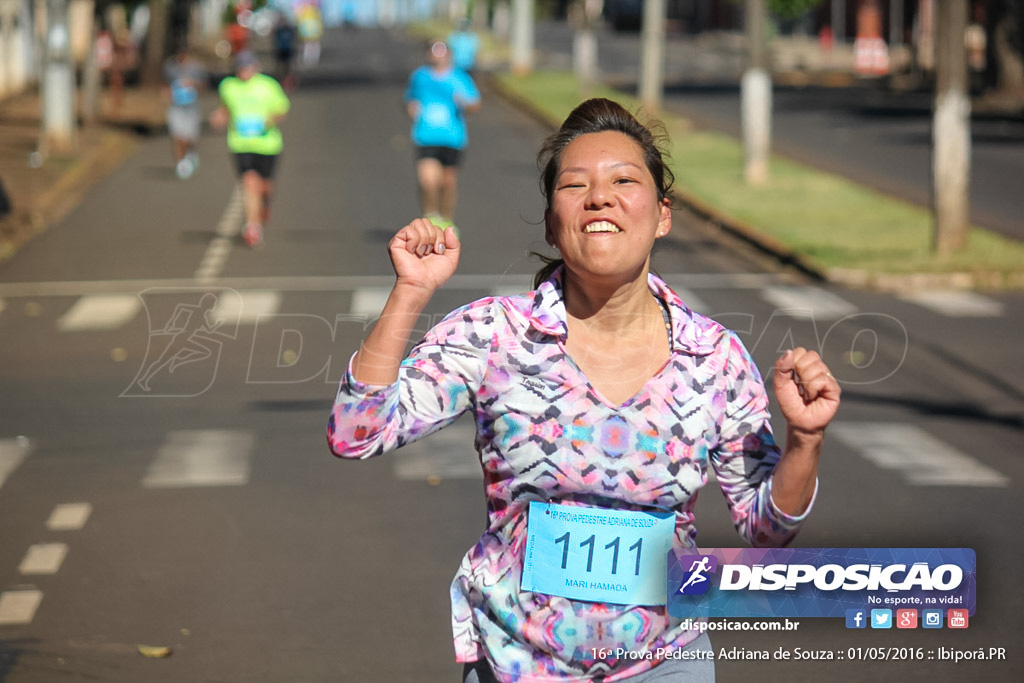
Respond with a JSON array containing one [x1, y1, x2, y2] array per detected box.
[[327, 268, 815, 682]]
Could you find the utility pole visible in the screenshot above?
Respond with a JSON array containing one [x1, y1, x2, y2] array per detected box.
[[510, 0, 534, 76], [932, 0, 971, 254], [639, 0, 666, 112], [742, 0, 770, 185], [42, 0, 77, 156]]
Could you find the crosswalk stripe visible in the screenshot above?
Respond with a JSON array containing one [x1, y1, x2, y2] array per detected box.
[[56, 294, 140, 331], [900, 290, 1004, 317], [142, 430, 253, 488], [761, 286, 858, 320], [829, 422, 1009, 487], [350, 287, 391, 318], [393, 421, 482, 481], [19, 543, 69, 575], [47, 503, 93, 531], [211, 290, 281, 324], [0, 437, 32, 491], [0, 590, 43, 626]]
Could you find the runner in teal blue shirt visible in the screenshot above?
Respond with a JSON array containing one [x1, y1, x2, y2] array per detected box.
[[404, 40, 480, 230]]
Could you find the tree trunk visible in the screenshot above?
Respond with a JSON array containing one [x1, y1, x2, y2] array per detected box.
[[932, 0, 971, 254], [639, 0, 665, 112], [42, 0, 77, 156], [571, 1, 602, 99], [81, 5, 102, 127], [510, 0, 534, 76], [141, 0, 170, 86], [742, 0, 771, 185], [991, 5, 1024, 95]]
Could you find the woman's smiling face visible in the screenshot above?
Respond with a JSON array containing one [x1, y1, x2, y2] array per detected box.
[[545, 130, 671, 284]]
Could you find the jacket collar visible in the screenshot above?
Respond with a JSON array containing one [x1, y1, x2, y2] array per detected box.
[[529, 266, 720, 356]]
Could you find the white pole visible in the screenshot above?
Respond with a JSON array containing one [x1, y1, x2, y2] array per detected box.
[[510, 0, 533, 75], [43, 0, 77, 155], [639, 0, 665, 112]]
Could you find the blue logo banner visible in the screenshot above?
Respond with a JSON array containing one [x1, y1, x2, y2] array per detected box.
[[667, 548, 975, 618]]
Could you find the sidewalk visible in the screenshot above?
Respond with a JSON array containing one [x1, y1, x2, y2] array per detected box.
[[0, 85, 165, 262]]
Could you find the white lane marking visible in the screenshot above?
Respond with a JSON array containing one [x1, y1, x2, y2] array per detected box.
[[142, 430, 253, 488], [393, 421, 482, 481], [761, 286, 858, 320], [211, 290, 281, 324], [0, 437, 33, 491], [19, 543, 69, 575], [0, 273, 786, 298], [56, 294, 141, 331], [829, 422, 1009, 487], [901, 290, 1004, 317], [350, 287, 391, 318], [0, 590, 44, 626], [195, 184, 244, 283], [47, 502, 93, 531]]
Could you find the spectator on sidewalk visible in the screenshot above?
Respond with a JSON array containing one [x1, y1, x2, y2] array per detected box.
[[209, 51, 290, 248], [162, 45, 208, 179]]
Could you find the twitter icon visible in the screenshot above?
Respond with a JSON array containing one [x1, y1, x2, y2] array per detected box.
[[870, 609, 893, 629]]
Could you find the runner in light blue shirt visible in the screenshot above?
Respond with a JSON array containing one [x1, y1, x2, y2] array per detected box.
[[403, 40, 480, 229]]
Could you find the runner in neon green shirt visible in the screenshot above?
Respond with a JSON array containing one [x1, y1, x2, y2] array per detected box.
[[211, 51, 290, 246]]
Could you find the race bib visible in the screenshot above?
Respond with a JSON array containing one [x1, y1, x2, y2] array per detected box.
[[235, 115, 266, 137], [521, 501, 675, 606], [171, 80, 197, 106], [420, 102, 453, 129]]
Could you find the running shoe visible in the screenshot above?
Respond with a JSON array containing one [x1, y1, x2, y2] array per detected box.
[[243, 222, 263, 247], [175, 157, 195, 179]]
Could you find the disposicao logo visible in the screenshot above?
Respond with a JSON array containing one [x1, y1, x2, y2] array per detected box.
[[675, 555, 718, 595], [667, 548, 976, 619]]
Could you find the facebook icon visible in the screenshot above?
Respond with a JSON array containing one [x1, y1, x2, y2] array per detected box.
[[846, 609, 867, 629]]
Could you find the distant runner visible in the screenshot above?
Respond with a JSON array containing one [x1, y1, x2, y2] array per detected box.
[[210, 51, 291, 247]]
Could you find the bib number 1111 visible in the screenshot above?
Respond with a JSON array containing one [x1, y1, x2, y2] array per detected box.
[[555, 532, 643, 576], [521, 501, 674, 606]]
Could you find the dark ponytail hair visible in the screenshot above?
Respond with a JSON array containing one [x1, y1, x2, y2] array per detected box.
[[533, 98, 675, 288]]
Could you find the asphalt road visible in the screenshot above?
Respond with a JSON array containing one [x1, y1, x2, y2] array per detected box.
[[0, 24, 1022, 683]]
